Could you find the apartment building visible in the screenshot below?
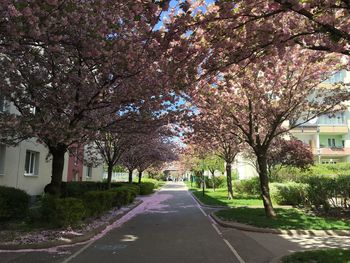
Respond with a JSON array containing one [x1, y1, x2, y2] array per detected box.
[[233, 70, 350, 179], [290, 70, 350, 164], [0, 98, 103, 195]]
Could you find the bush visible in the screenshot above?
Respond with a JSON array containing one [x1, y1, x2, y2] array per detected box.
[[108, 187, 137, 207], [139, 182, 155, 195], [41, 195, 86, 227], [82, 190, 116, 217], [0, 186, 30, 221], [233, 177, 261, 196], [61, 181, 123, 197], [270, 182, 309, 206]]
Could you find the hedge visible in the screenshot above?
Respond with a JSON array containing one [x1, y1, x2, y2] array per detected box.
[[61, 181, 124, 197], [40, 184, 139, 227], [0, 186, 30, 221], [270, 182, 309, 206], [41, 195, 85, 227], [139, 182, 155, 195]]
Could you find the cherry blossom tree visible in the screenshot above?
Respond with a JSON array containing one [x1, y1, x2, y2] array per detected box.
[[192, 47, 347, 217], [121, 134, 178, 184], [185, 110, 244, 199], [191, 0, 350, 75], [0, 1, 200, 194]]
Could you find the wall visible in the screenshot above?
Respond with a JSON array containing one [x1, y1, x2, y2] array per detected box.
[[0, 139, 69, 195]]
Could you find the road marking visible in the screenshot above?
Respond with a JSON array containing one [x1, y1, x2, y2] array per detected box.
[[188, 191, 246, 263], [62, 240, 95, 263], [211, 223, 222, 236], [223, 239, 246, 263]]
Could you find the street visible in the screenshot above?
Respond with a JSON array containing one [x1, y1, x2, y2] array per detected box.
[[1, 182, 350, 263]]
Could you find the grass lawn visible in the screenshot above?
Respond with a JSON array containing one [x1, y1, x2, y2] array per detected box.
[[282, 249, 350, 263], [192, 188, 263, 207], [215, 207, 350, 230]]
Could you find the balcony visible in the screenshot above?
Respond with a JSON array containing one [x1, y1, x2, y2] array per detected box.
[[312, 147, 350, 157], [290, 126, 318, 134], [318, 125, 348, 134]]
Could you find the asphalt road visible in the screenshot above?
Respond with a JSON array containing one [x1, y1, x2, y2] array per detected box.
[[1, 183, 242, 263], [3, 182, 349, 263]]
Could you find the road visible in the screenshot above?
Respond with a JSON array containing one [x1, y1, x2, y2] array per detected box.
[[2, 182, 350, 263]]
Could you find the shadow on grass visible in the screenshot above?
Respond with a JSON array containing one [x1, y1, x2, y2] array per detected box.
[[215, 207, 350, 230], [192, 190, 228, 206]]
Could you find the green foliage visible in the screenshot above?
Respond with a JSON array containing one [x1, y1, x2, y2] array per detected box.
[[204, 154, 225, 174], [0, 186, 30, 221], [40, 195, 85, 227], [233, 177, 261, 196], [270, 163, 350, 183], [282, 249, 350, 263], [61, 181, 124, 197], [270, 182, 309, 206], [82, 190, 116, 217], [205, 175, 227, 189], [215, 207, 350, 230], [138, 182, 155, 195], [141, 178, 164, 189]]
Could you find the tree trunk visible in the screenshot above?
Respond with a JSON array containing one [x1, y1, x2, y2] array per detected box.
[[202, 171, 205, 197], [226, 163, 234, 199], [138, 170, 142, 184], [48, 144, 67, 195], [256, 153, 276, 218], [128, 169, 133, 183], [211, 171, 216, 192], [107, 164, 113, 189]]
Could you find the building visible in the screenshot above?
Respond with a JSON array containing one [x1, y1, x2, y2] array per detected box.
[[291, 70, 350, 164], [0, 97, 103, 195], [234, 70, 350, 179]]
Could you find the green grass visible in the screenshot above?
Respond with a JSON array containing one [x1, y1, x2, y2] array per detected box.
[[192, 188, 263, 207], [215, 207, 350, 230], [282, 249, 350, 263]]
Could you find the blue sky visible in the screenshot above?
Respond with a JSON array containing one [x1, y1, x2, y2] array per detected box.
[[154, 0, 216, 31]]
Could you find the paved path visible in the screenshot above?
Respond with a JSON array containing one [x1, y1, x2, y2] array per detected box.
[[1, 182, 350, 263]]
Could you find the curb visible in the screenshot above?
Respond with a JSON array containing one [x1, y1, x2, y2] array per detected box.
[[210, 213, 350, 237], [0, 200, 143, 250]]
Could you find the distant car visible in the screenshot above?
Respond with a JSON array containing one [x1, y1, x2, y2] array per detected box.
[[168, 178, 173, 181]]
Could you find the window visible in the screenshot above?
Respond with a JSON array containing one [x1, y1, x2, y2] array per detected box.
[[86, 166, 92, 178], [328, 138, 336, 147], [24, 150, 39, 176], [0, 145, 5, 175], [0, 95, 8, 112]]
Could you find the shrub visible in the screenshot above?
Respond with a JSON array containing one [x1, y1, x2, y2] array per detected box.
[[215, 176, 227, 188], [0, 186, 30, 221], [300, 174, 350, 211], [139, 182, 155, 195], [233, 177, 261, 196], [61, 181, 124, 197], [40, 195, 85, 227], [82, 190, 116, 217], [301, 175, 334, 211], [270, 182, 309, 206]]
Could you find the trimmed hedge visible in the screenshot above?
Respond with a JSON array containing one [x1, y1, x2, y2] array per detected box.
[[40, 184, 140, 227], [61, 181, 124, 197], [41, 195, 85, 227], [0, 186, 30, 221], [270, 182, 309, 206], [139, 182, 155, 195]]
